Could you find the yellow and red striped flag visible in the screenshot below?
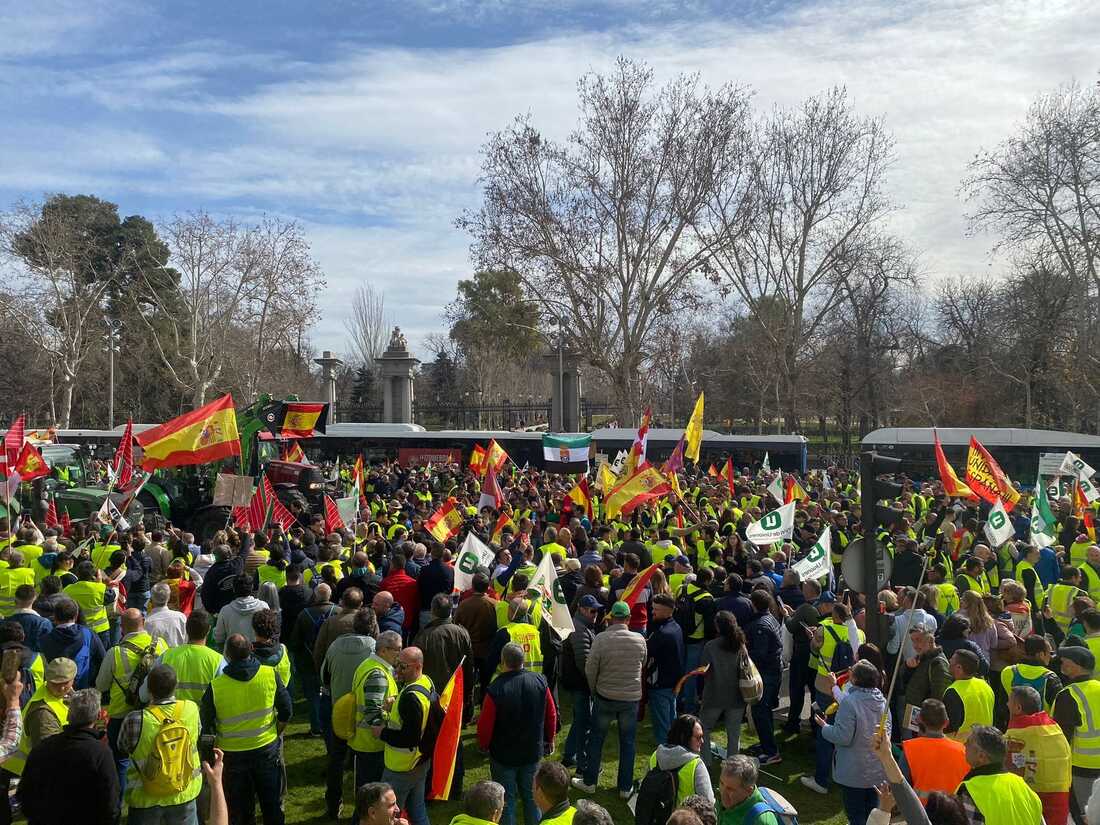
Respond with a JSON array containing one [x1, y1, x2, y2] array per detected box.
[[784, 476, 808, 504], [719, 458, 734, 497], [426, 497, 464, 543], [137, 394, 240, 470], [605, 465, 671, 520], [620, 563, 659, 608], [428, 661, 465, 801], [469, 443, 487, 474], [491, 512, 515, 544]]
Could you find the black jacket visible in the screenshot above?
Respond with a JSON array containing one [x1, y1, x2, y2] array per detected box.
[[417, 559, 455, 610], [19, 727, 118, 825], [122, 549, 153, 594], [484, 669, 551, 765], [200, 557, 245, 614], [645, 617, 685, 689], [745, 610, 783, 674]]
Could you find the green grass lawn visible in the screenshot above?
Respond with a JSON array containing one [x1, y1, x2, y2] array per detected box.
[[281, 697, 849, 824]]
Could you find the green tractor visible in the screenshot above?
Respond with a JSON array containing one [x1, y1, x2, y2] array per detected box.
[[131, 394, 333, 541], [1, 443, 145, 528]]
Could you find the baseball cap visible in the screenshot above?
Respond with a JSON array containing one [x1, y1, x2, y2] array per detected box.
[[674, 555, 692, 567], [610, 601, 631, 618], [816, 591, 837, 605], [45, 657, 77, 683], [578, 594, 601, 609]]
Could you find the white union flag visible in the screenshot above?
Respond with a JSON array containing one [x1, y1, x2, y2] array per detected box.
[[792, 527, 831, 582], [745, 501, 796, 546]]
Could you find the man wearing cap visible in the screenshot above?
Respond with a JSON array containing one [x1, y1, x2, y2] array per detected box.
[[1052, 644, 1100, 820], [645, 592, 685, 748], [0, 655, 76, 818], [561, 595, 599, 775], [574, 601, 646, 797]]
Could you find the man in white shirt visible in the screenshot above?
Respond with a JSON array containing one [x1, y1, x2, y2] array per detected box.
[[144, 583, 188, 647]]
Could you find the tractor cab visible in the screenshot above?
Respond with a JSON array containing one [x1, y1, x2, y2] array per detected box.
[[264, 459, 328, 512]]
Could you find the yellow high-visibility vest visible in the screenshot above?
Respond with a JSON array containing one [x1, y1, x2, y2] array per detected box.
[[211, 667, 278, 752]]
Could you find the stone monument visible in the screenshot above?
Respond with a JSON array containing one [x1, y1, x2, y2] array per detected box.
[[376, 327, 420, 424]]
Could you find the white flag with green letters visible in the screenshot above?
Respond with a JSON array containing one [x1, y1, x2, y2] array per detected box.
[[983, 498, 1014, 547], [746, 501, 796, 546]]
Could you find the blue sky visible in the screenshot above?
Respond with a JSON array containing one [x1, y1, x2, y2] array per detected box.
[[2, 0, 1098, 359]]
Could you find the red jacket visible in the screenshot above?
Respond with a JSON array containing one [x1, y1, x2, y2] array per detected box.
[[380, 570, 420, 630]]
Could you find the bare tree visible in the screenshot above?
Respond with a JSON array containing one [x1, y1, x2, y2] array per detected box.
[[705, 87, 894, 431], [460, 57, 753, 422], [344, 283, 389, 369], [964, 81, 1100, 293], [134, 212, 262, 407], [0, 200, 119, 427]]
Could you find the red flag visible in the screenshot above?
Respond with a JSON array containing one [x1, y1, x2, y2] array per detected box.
[[112, 418, 135, 488], [477, 463, 505, 512], [232, 505, 252, 531], [281, 441, 307, 463], [248, 476, 297, 532], [323, 495, 345, 533], [45, 496, 58, 529], [674, 663, 710, 696], [4, 415, 25, 468], [426, 498, 464, 543], [60, 508, 71, 537], [12, 443, 48, 482], [624, 407, 652, 477], [428, 661, 465, 800]]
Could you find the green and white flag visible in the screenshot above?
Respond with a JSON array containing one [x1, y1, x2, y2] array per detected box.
[[453, 532, 495, 593], [984, 498, 1014, 547], [1031, 483, 1057, 548], [746, 501, 796, 546], [542, 434, 592, 474], [527, 553, 573, 638], [762, 452, 771, 473], [792, 527, 831, 582], [1061, 451, 1096, 481], [766, 473, 784, 506]]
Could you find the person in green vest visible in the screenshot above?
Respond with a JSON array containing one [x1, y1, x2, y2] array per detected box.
[[1079, 545, 1100, 603], [956, 556, 991, 597], [345, 630, 402, 817], [1001, 634, 1063, 711], [159, 611, 222, 705], [117, 663, 203, 823], [444, 780, 505, 825], [1045, 566, 1086, 637], [200, 633, 293, 825], [371, 646, 434, 825], [534, 761, 575, 825], [944, 649, 995, 742], [0, 551, 35, 617], [717, 754, 781, 825], [0, 655, 74, 799], [648, 714, 714, 808], [64, 560, 116, 649], [956, 725, 1044, 825]]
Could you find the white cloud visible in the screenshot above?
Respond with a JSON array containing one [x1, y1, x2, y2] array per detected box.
[[3, 0, 1099, 358]]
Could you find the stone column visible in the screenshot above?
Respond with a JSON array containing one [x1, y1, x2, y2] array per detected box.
[[375, 327, 421, 424], [541, 349, 583, 432], [312, 350, 344, 425]]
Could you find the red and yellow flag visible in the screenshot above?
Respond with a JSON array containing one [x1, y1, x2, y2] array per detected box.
[[934, 430, 975, 500], [469, 444, 487, 474], [12, 442, 48, 481], [965, 436, 1020, 511], [428, 662, 465, 801], [623, 407, 652, 478], [1075, 482, 1096, 541], [784, 476, 808, 504], [719, 458, 735, 497], [620, 563, 659, 608], [282, 441, 307, 463], [137, 394, 240, 470], [426, 497, 464, 543], [565, 477, 593, 520], [491, 512, 515, 544], [485, 439, 509, 474], [605, 465, 671, 520], [707, 463, 719, 478]]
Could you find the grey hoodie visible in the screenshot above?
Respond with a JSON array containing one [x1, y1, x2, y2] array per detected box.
[[653, 744, 714, 803], [213, 596, 267, 646], [322, 634, 377, 700]]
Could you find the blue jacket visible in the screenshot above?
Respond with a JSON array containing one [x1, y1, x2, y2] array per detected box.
[[38, 623, 106, 689], [10, 612, 52, 653], [745, 611, 782, 675], [820, 686, 890, 788], [645, 617, 685, 690], [378, 604, 405, 636]]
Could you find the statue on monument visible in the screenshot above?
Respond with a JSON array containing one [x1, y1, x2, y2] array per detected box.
[[387, 326, 408, 353]]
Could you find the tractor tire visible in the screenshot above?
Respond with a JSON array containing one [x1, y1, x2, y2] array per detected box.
[[277, 487, 310, 517]]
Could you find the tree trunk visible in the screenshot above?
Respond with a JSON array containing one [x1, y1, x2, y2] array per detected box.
[[58, 378, 74, 429]]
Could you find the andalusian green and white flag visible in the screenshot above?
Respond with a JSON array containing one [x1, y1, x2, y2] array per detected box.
[[746, 501, 796, 546], [1030, 483, 1056, 548], [766, 473, 784, 506], [1061, 451, 1096, 481], [542, 434, 591, 474], [762, 452, 771, 473], [984, 499, 1014, 547], [527, 553, 573, 638], [453, 532, 495, 593], [792, 527, 831, 581]]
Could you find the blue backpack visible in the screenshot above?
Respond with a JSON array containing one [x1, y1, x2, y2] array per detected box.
[[72, 626, 94, 688], [746, 787, 798, 825]]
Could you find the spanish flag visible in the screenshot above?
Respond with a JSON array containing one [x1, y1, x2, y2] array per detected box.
[[565, 478, 593, 520], [1075, 482, 1096, 541], [136, 394, 240, 470], [426, 497, 464, 543], [719, 458, 735, 497], [620, 563, 659, 608], [281, 442, 307, 463], [933, 430, 975, 500], [269, 402, 328, 438], [428, 660, 465, 801], [491, 512, 515, 544], [485, 439, 509, 474], [469, 444, 487, 474], [605, 465, 671, 520]]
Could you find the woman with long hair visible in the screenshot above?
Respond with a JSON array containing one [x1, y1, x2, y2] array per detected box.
[[648, 714, 714, 806], [957, 590, 997, 658], [699, 610, 748, 770]]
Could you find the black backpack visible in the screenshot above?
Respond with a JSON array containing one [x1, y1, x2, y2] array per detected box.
[[825, 625, 854, 673], [673, 586, 697, 636], [634, 764, 678, 825], [407, 684, 447, 757], [304, 605, 337, 653]]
